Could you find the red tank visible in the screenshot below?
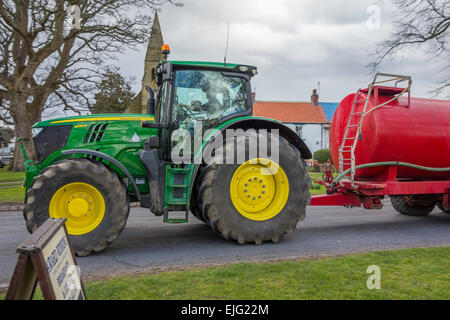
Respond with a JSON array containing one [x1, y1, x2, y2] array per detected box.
[[330, 86, 450, 180]]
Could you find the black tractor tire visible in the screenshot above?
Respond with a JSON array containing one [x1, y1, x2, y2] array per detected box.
[[23, 158, 130, 256], [390, 195, 435, 217], [437, 202, 450, 214], [190, 195, 207, 223], [190, 177, 207, 223], [197, 132, 311, 244]]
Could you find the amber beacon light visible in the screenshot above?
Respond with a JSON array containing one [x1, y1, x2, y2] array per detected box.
[[161, 44, 171, 55]]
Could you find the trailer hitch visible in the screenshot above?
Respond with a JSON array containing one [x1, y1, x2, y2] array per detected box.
[[314, 160, 338, 194]]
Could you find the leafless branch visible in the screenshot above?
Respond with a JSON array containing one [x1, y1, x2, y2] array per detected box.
[[0, 0, 181, 170], [369, 0, 449, 97]]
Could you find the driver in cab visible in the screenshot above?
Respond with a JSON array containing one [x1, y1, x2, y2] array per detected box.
[[185, 86, 222, 114]]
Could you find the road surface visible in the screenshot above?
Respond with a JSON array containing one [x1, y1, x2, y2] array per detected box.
[[1, 200, 449, 287]]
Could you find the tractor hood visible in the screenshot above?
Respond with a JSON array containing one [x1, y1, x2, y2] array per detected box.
[[31, 114, 156, 164], [33, 114, 155, 128]]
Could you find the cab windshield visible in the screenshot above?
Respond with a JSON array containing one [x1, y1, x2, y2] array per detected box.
[[172, 70, 249, 130]]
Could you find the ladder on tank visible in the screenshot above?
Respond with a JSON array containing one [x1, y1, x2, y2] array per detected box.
[[338, 73, 413, 186], [338, 87, 373, 184]]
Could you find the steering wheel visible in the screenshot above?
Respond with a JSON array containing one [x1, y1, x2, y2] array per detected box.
[[177, 103, 199, 119]]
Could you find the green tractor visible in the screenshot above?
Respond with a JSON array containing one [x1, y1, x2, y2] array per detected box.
[[22, 47, 312, 256]]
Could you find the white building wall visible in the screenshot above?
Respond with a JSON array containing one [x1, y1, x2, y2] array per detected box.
[[284, 123, 328, 156], [322, 125, 330, 150]]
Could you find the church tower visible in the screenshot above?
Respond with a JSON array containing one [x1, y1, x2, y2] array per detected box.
[[127, 12, 164, 114]]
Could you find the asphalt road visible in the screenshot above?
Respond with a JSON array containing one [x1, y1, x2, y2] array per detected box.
[[1, 200, 449, 287]]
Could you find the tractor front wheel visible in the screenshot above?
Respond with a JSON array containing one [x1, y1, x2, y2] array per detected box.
[[23, 159, 130, 256]]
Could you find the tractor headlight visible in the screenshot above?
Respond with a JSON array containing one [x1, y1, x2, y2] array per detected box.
[[32, 127, 43, 138]]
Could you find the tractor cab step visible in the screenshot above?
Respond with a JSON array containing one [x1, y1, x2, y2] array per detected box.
[[165, 165, 193, 206], [163, 209, 189, 224], [163, 165, 192, 223]]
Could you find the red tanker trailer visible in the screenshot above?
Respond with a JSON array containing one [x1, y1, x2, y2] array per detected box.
[[311, 73, 450, 216]]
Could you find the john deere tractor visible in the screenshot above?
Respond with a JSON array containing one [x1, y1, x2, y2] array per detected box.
[[22, 46, 312, 256]]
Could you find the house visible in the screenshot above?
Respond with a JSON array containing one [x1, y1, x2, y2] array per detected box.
[[253, 91, 330, 155]]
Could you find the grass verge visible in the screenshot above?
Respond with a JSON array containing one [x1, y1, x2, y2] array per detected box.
[[0, 187, 24, 202], [4, 247, 448, 300], [0, 166, 25, 203], [0, 166, 25, 183]]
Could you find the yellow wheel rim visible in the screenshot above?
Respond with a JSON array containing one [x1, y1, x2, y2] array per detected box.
[[49, 182, 105, 235], [230, 158, 289, 221]]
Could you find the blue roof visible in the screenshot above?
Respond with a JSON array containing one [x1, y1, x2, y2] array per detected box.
[[320, 102, 339, 121]]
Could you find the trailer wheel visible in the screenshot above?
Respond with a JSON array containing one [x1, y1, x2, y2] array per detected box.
[[23, 158, 130, 256], [198, 132, 311, 244], [390, 195, 435, 216], [437, 202, 450, 214]]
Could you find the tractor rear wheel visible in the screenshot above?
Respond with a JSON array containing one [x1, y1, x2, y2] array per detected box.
[[198, 132, 311, 244], [390, 195, 435, 216], [23, 158, 130, 256]]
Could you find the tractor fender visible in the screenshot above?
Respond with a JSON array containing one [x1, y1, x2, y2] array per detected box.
[[189, 117, 312, 202], [61, 149, 140, 201], [225, 118, 312, 159]]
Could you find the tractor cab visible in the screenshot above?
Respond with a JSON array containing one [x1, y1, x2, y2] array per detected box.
[[171, 68, 251, 130], [143, 45, 258, 157]]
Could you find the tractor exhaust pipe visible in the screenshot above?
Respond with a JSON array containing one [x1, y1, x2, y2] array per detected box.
[[146, 85, 155, 115]]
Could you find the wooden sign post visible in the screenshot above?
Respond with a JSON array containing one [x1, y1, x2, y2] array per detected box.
[[6, 218, 86, 300]]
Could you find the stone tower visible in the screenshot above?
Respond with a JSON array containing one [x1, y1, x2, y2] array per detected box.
[[139, 12, 164, 114]]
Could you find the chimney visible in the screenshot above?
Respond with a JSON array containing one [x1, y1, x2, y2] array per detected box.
[[252, 92, 256, 104], [311, 89, 319, 105]]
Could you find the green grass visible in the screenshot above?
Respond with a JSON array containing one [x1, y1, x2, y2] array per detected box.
[[0, 187, 25, 202], [308, 172, 329, 195], [0, 166, 25, 183], [0, 166, 25, 203], [7, 247, 447, 300]]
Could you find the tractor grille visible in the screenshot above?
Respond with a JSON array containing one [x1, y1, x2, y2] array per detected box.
[[84, 123, 108, 143], [34, 125, 72, 163]]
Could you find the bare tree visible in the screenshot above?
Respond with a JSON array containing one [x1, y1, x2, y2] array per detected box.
[[369, 0, 449, 96], [0, 0, 182, 171]]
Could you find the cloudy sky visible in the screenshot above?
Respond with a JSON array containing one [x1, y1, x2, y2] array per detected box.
[[118, 0, 448, 102]]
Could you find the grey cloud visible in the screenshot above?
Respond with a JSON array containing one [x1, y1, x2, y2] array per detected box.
[[116, 0, 447, 103]]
